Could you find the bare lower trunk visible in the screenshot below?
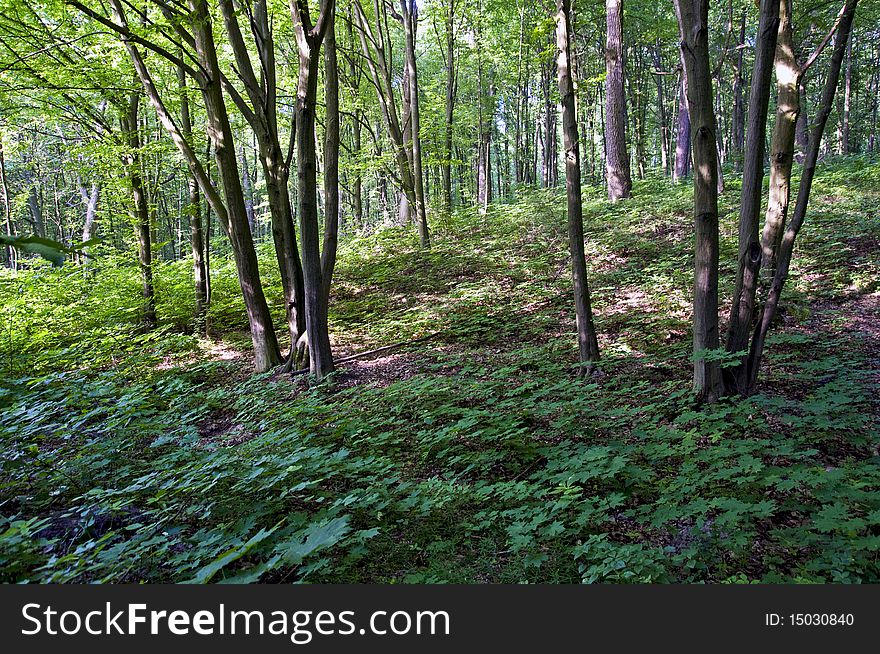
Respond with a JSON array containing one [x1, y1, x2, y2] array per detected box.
[[746, 0, 858, 392], [291, 0, 336, 381], [725, 0, 780, 395], [674, 0, 723, 403], [557, 0, 600, 374]]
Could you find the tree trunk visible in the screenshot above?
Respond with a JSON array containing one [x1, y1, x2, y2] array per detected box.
[[674, 0, 723, 403], [240, 145, 256, 233], [760, 0, 798, 276], [604, 0, 631, 201], [795, 79, 809, 161], [121, 91, 157, 329], [178, 64, 208, 328], [291, 0, 336, 381], [725, 0, 780, 395], [841, 31, 852, 153], [557, 0, 600, 374], [746, 0, 858, 392], [401, 0, 430, 245], [652, 44, 670, 176], [730, 10, 746, 171], [321, 15, 340, 304], [673, 74, 691, 182], [0, 138, 13, 269], [443, 0, 456, 210]]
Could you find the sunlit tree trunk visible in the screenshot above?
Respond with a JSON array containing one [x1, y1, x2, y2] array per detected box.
[[725, 0, 780, 395], [760, 0, 798, 276], [746, 0, 858, 392]]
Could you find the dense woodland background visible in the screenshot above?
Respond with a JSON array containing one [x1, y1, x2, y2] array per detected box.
[[0, 0, 878, 583]]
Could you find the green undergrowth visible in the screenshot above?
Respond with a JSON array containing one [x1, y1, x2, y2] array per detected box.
[[1, 158, 878, 583]]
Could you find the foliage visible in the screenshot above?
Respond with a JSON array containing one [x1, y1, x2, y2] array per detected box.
[[1, 162, 877, 583]]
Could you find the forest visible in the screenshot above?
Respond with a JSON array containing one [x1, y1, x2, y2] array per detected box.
[[0, 0, 877, 584]]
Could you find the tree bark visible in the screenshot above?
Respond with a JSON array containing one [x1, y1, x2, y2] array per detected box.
[[673, 73, 691, 182], [746, 0, 858, 392], [604, 0, 632, 201], [724, 0, 780, 395], [177, 63, 208, 328], [557, 0, 600, 374], [442, 0, 456, 210], [401, 0, 430, 244], [322, 14, 340, 304], [290, 0, 336, 381], [730, 10, 746, 171], [760, 0, 798, 276], [674, 0, 723, 403], [120, 91, 157, 329]]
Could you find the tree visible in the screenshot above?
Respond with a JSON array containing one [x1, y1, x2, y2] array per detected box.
[[290, 0, 336, 381], [557, 0, 600, 375], [604, 0, 632, 201], [674, 0, 723, 403]]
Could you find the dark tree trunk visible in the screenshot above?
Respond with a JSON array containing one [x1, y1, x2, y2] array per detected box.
[[674, 0, 723, 402], [746, 0, 859, 392], [177, 64, 208, 328], [725, 0, 780, 395], [604, 0, 631, 200], [557, 0, 600, 374], [120, 91, 157, 329], [290, 0, 336, 381]]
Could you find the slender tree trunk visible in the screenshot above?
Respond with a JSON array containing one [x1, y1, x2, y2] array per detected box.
[[795, 79, 809, 161], [674, 0, 723, 403], [27, 186, 44, 237], [731, 10, 746, 171], [841, 31, 852, 153], [178, 64, 208, 327], [604, 0, 631, 200], [557, 0, 600, 374], [401, 0, 430, 245], [321, 15, 340, 304], [121, 92, 157, 329], [240, 146, 256, 233], [760, 0, 798, 276], [725, 0, 780, 394], [1, 138, 15, 269], [673, 74, 691, 182], [79, 182, 99, 243], [443, 0, 456, 210], [652, 46, 670, 176], [291, 0, 336, 381], [746, 0, 858, 392]]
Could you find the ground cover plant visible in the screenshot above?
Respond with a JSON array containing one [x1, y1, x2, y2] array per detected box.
[[2, 159, 877, 583]]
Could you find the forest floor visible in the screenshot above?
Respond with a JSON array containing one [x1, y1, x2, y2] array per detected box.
[[1, 158, 878, 583]]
